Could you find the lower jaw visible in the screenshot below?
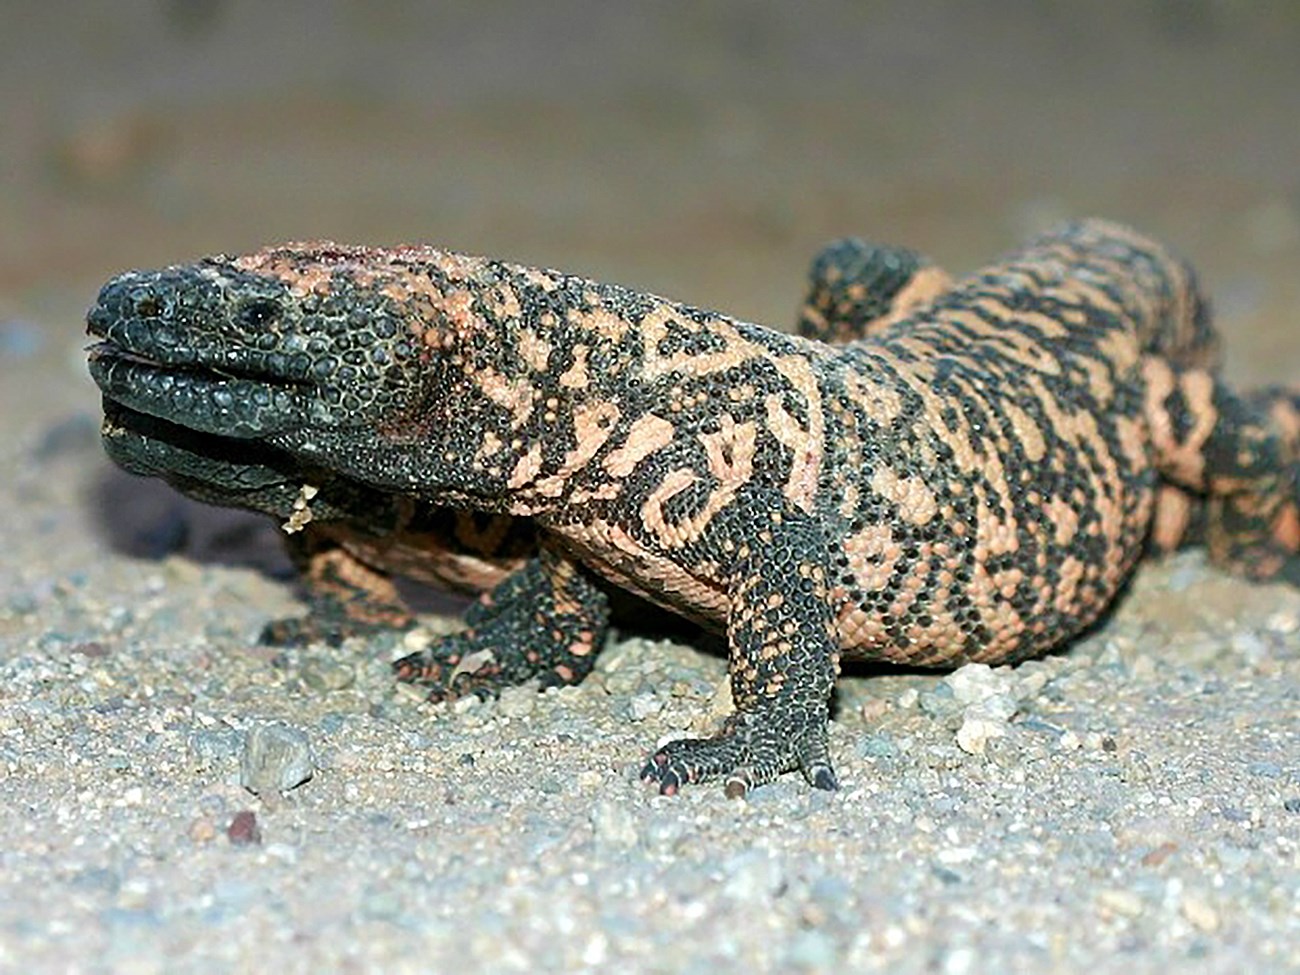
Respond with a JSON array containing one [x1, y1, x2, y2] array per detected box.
[[100, 399, 300, 493]]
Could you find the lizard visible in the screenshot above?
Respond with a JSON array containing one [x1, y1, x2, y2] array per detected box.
[[86, 219, 1300, 796]]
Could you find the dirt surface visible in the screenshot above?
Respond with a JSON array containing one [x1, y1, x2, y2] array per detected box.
[[1, 2, 1298, 972]]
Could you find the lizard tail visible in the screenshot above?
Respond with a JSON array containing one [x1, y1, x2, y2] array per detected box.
[[1252, 385, 1300, 568], [1250, 384, 1300, 500]]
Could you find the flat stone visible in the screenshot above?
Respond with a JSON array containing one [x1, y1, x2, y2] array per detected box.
[[240, 722, 314, 796]]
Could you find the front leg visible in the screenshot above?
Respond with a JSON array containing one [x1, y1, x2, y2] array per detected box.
[[393, 539, 611, 700], [797, 236, 952, 343], [640, 497, 842, 797]]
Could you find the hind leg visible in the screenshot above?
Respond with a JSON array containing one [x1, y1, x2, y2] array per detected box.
[[796, 237, 953, 343], [1143, 359, 1300, 582], [261, 525, 417, 646], [1203, 386, 1300, 579]]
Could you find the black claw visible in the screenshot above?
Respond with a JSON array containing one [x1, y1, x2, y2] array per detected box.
[[640, 753, 689, 795], [810, 765, 840, 791]]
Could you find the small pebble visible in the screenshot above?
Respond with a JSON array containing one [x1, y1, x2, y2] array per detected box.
[[954, 689, 1015, 755], [1266, 611, 1299, 635], [859, 697, 889, 722], [919, 683, 961, 718], [945, 663, 1013, 705], [188, 727, 242, 770], [188, 817, 217, 844], [300, 659, 355, 692], [1180, 893, 1220, 933], [497, 684, 538, 718], [1096, 888, 1143, 918], [857, 731, 899, 760], [226, 811, 262, 846], [240, 722, 314, 796], [942, 946, 976, 975], [1080, 731, 1106, 751], [955, 713, 1006, 755], [627, 692, 663, 722], [590, 800, 640, 851], [707, 678, 735, 720], [1140, 842, 1178, 867], [358, 888, 404, 921], [1014, 666, 1051, 698]]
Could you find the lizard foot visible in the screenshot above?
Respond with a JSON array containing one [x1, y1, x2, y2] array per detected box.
[[394, 550, 610, 702], [459, 556, 549, 628], [391, 630, 514, 701], [640, 710, 838, 798], [261, 613, 413, 648], [392, 606, 606, 703]]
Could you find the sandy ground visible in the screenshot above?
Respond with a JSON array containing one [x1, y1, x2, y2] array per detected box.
[[1, 2, 1298, 972]]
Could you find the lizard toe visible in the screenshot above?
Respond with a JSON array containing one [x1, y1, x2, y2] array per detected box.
[[639, 752, 693, 796], [808, 764, 840, 791], [260, 615, 348, 648], [391, 631, 505, 702]]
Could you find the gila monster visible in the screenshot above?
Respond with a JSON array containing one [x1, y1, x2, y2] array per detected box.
[[86, 219, 1300, 795]]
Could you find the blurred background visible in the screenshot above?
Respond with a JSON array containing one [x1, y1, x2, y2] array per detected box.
[[3, 0, 1299, 434]]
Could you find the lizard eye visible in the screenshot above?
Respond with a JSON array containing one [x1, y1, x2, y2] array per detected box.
[[133, 295, 162, 318], [239, 298, 282, 329]]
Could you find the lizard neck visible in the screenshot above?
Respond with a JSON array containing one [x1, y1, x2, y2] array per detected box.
[[308, 258, 673, 513], [413, 274, 670, 516]]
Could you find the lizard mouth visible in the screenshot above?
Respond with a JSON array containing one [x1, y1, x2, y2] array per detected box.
[[98, 397, 342, 526], [86, 333, 313, 440], [85, 270, 318, 439]]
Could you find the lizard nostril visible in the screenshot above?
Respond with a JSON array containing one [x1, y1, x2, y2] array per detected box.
[[86, 301, 110, 334]]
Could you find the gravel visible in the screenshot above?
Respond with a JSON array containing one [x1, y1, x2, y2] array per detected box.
[[4, 424, 1297, 972]]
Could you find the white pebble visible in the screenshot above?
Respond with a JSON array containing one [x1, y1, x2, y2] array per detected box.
[[945, 663, 1013, 705], [956, 714, 1006, 755]]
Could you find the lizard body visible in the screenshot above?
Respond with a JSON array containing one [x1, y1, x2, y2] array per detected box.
[[87, 220, 1300, 794]]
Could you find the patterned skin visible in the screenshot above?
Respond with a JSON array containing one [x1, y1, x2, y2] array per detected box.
[[87, 220, 1300, 795]]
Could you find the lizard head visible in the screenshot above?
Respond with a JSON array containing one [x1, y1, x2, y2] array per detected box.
[[87, 246, 422, 439], [87, 245, 439, 514], [87, 242, 576, 506]]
